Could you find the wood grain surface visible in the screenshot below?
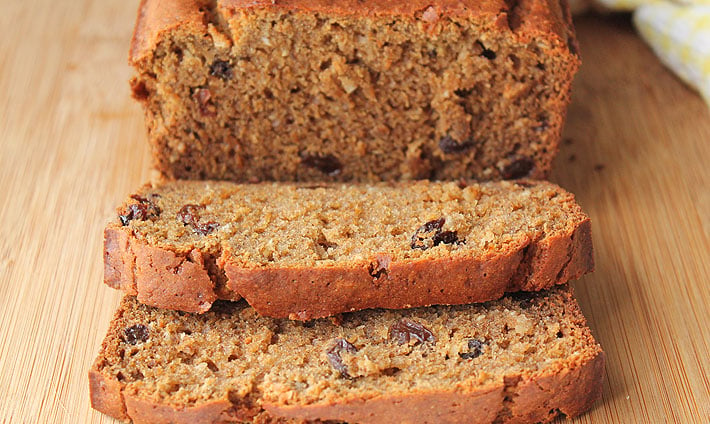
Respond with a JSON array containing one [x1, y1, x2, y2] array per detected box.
[[0, 2, 708, 422]]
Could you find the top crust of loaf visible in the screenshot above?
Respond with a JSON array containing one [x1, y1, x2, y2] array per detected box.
[[129, 0, 579, 65]]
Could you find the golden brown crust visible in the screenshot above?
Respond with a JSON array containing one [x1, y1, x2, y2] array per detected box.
[[89, 351, 604, 424], [223, 253, 521, 321], [103, 179, 594, 319], [129, 0, 578, 66], [104, 227, 222, 313], [221, 0, 506, 21], [89, 369, 129, 422], [555, 219, 594, 283], [129, 0, 208, 65], [124, 394, 233, 424], [222, 221, 593, 320], [104, 218, 592, 319], [104, 226, 137, 295], [265, 353, 604, 423], [266, 388, 504, 424], [510, 352, 605, 422]]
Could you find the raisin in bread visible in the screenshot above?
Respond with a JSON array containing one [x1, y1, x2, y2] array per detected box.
[[105, 180, 593, 318], [90, 286, 604, 424], [129, 0, 579, 182]]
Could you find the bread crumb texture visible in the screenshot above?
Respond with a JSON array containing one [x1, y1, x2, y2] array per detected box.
[[115, 180, 584, 266], [130, 0, 579, 182], [90, 286, 604, 423]]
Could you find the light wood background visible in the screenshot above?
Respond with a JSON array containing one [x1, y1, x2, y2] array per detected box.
[[0, 1, 708, 421]]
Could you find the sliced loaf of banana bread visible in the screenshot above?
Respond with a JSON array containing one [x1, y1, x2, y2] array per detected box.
[[90, 286, 604, 424], [130, 0, 579, 182], [105, 180, 593, 318]]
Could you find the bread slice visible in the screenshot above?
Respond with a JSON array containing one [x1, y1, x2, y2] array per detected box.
[[129, 0, 579, 182], [105, 179, 593, 318], [90, 286, 604, 423]]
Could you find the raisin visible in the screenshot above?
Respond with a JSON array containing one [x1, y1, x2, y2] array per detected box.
[[411, 218, 444, 250], [368, 263, 386, 279], [501, 157, 534, 179], [124, 324, 149, 345], [194, 222, 219, 235], [481, 49, 496, 59], [193, 88, 216, 116], [326, 338, 358, 378], [433, 230, 459, 246], [177, 204, 202, 226], [439, 135, 474, 154], [411, 218, 461, 250], [477, 41, 497, 60], [127, 203, 148, 220], [301, 154, 342, 176], [177, 204, 219, 235], [459, 339, 485, 359], [388, 319, 436, 345], [210, 59, 233, 80], [119, 195, 160, 225], [454, 88, 473, 98]]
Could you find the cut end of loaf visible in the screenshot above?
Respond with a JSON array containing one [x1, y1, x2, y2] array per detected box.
[[130, 0, 579, 182]]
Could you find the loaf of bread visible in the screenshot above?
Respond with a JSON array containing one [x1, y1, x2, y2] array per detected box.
[[90, 286, 604, 423], [104, 179, 593, 318], [129, 0, 579, 182]]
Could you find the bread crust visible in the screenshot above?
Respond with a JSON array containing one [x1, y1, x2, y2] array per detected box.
[[510, 352, 606, 422], [89, 369, 129, 421], [89, 351, 604, 424], [124, 394, 233, 424], [104, 216, 592, 318], [104, 226, 223, 313], [104, 177, 594, 319], [222, 218, 593, 320], [130, 0, 578, 65], [266, 353, 605, 423], [129, 0, 207, 66]]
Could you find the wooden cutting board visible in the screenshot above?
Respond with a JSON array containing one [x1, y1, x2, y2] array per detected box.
[[0, 2, 707, 421]]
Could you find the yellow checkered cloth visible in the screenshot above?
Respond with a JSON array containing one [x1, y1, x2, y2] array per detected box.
[[568, 1, 710, 103], [634, 5, 710, 103]]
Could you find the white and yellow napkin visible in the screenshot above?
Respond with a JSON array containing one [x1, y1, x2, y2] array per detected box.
[[569, 1, 710, 103]]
